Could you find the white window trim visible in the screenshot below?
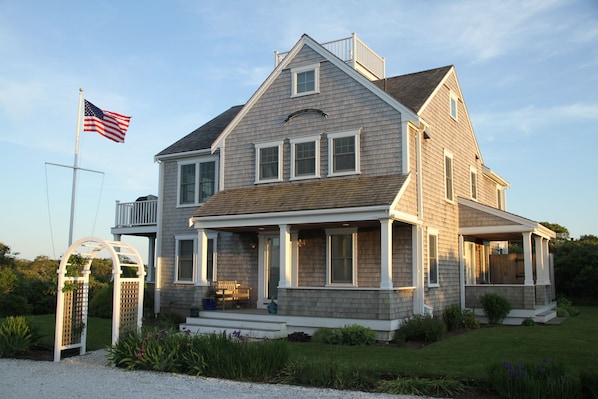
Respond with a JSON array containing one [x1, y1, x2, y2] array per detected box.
[[450, 91, 458, 121], [328, 129, 361, 177], [428, 228, 439, 287], [255, 141, 284, 184], [174, 235, 196, 284], [175, 233, 217, 284], [291, 63, 320, 97], [290, 135, 321, 180], [444, 149, 454, 203], [470, 166, 478, 201], [325, 228, 358, 287], [176, 156, 219, 207]]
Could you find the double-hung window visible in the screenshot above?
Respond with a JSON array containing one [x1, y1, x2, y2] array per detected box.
[[291, 64, 319, 97], [450, 91, 458, 120], [428, 229, 439, 287], [175, 235, 216, 283], [326, 229, 357, 286], [470, 166, 478, 201], [290, 135, 320, 179], [178, 158, 218, 206], [328, 129, 361, 176], [444, 150, 454, 202], [255, 141, 283, 183]]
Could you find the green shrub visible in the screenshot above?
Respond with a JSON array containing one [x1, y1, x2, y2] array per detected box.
[[581, 370, 598, 399], [486, 357, 580, 399], [378, 375, 466, 397], [556, 297, 580, 318], [394, 314, 446, 343], [107, 328, 289, 380], [480, 293, 511, 324], [89, 283, 113, 318], [0, 316, 41, 358], [312, 324, 376, 346], [443, 304, 464, 331], [462, 309, 480, 329], [0, 293, 31, 317], [521, 317, 536, 326]]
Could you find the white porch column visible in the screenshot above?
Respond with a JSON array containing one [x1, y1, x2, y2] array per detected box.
[[534, 236, 547, 285], [543, 238, 551, 284], [147, 236, 156, 282], [536, 237, 550, 285], [459, 234, 465, 309], [196, 228, 209, 286], [522, 232, 534, 286], [413, 225, 425, 314], [380, 218, 393, 289], [279, 224, 292, 288]]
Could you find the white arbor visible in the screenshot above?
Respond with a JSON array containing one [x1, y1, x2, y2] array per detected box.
[[54, 237, 145, 362]]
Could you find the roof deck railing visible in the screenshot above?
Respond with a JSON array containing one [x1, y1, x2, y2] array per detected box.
[[114, 198, 158, 228], [275, 32, 385, 80]]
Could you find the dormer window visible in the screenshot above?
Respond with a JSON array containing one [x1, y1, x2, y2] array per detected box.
[[255, 141, 283, 183], [291, 64, 320, 97]]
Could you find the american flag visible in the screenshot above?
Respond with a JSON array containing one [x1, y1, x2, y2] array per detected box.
[[83, 100, 131, 143]]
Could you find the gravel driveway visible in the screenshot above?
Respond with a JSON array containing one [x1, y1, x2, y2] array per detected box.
[[0, 350, 440, 399]]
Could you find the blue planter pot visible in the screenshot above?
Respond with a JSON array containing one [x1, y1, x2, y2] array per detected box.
[[202, 298, 217, 310]]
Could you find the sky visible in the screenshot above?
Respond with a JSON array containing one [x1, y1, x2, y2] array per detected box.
[[1, 0, 597, 262]]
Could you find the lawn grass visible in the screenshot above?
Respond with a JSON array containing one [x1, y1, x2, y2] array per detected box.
[[28, 314, 113, 351], [288, 306, 598, 380]]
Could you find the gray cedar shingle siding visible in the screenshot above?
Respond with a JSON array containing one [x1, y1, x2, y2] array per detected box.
[[193, 174, 408, 218]]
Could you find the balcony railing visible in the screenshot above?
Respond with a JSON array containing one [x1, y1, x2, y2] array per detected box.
[[275, 33, 386, 80], [114, 198, 158, 228]]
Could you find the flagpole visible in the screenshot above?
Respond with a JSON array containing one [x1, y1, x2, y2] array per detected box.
[[68, 88, 84, 246]]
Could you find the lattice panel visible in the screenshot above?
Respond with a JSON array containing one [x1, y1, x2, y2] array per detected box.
[[62, 279, 85, 346], [119, 280, 140, 334]]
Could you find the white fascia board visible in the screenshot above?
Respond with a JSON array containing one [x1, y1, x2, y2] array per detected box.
[[191, 205, 392, 230], [154, 148, 213, 163], [390, 173, 411, 210], [210, 36, 307, 153], [390, 210, 421, 225], [482, 165, 510, 188], [458, 197, 554, 238], [418, 66, 484, 164]]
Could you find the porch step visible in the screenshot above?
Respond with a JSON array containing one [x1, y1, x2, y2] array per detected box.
[[180, 312, 287, 339], [535, 310, 557, 324]]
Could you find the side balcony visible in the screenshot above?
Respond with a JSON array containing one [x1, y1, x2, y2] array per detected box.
[[110, 196, 158, 237]]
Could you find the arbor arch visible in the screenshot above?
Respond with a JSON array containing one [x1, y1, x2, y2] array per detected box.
[[54, 237, 145, 362]]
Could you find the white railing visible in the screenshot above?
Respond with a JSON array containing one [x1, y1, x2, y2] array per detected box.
[[275, 33, 385, 79], [114, 199, 158, 228]]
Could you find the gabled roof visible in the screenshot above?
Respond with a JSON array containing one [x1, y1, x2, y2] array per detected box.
[[373, 66, 453, 114], [194, 174, 408, 218], [154, 105, 243, 160], [458, 198, 555, 240], [210, 34, 419, 153]]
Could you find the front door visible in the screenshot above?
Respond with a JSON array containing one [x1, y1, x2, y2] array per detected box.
[[258, 235, 279, 307]]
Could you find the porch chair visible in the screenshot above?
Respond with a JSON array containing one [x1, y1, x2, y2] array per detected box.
[[212, 280, 251, 310]]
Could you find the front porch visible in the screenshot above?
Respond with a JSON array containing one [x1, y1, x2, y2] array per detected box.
[[180, 295, 409, 342]]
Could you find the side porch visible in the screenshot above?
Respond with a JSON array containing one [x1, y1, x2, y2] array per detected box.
[[459, 198, 557, 324]]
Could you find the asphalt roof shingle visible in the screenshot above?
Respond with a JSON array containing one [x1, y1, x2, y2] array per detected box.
[[155, 105, 243, 158], [194, 174, 408, 218]]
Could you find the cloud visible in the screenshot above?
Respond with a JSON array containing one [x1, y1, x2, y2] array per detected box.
[[473, 102, 598, 142]]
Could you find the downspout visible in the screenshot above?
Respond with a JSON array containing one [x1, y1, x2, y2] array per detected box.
[[414, 122, 425, 315], [154, 160, 165, 317]]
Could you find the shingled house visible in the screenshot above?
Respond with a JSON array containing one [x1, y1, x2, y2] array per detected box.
[[126, 33, 556, 340]]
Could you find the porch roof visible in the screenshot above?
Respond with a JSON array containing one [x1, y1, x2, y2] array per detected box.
[[192, 174, 409, 227], [458, 198, 555, 240]]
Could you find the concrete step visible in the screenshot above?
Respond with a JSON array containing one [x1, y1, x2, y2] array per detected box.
[[535, 310, 557, 323], [180, 316, 287, 340]]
